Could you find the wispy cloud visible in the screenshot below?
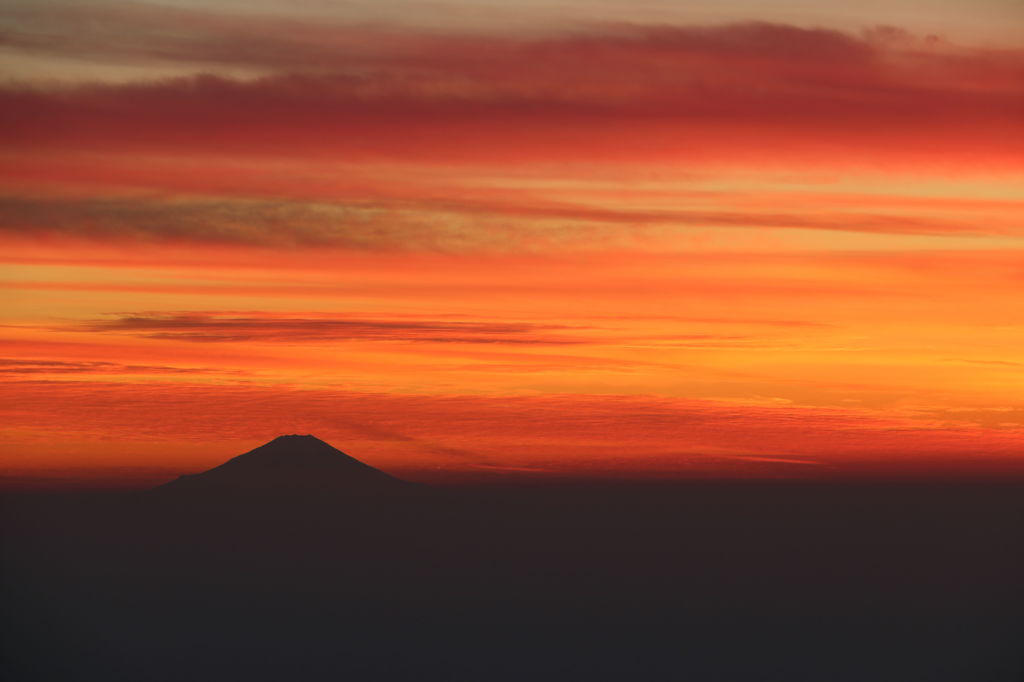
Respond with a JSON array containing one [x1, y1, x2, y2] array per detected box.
[[945, 358, 1024, 368], [0, 194, 672, 251], [76, 311, 585, 345], [0, 192, 1010, 252], [724, 454, 822, 466], [0, 358, 221, 375]]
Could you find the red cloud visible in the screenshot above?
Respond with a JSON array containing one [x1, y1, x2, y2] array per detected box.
[[1, 22, 1020, 168]]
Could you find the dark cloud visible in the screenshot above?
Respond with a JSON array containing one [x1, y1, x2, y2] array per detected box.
[[0, 192, 1003, 252], [0, 195, 435, 249], [77, 312, 585, 345], [0, 194, 657, 251]]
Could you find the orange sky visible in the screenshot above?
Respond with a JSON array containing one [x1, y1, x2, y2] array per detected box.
[[1, 1, 1023, 487]]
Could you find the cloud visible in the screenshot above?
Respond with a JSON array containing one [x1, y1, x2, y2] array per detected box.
[[0, 195, 480, 250], [0, 358, 220, 375], [946, 358, 1024, 368], [722, 454, 822, 466], [0, 1, 413, 73], [1, 19, 1019, 253], [3, 4, 1019, 89], [0, 191, 1012, 253], [76, 311, 584, 345], [0, 193, 693, 251], [1, 20, 1020, 167]]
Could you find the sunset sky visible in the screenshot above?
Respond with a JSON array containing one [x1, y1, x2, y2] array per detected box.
[[1, 0, 1023, 487]]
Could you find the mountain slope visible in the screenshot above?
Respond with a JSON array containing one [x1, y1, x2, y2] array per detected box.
[[153, 435, 414, 495]]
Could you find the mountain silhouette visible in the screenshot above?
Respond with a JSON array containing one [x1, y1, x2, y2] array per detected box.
[[153, 434, 415, 496]]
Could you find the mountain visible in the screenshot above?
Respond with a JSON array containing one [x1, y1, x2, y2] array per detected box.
[[153, 434, 415, 496]]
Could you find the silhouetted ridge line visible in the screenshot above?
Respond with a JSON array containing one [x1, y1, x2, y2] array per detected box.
[[152, 434, 416, 496]]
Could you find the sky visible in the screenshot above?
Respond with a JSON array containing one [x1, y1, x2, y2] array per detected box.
[[1, 0, 1023, 488]]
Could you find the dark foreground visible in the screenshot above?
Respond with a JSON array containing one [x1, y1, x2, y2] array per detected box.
[[2, 483, 1022, 681]]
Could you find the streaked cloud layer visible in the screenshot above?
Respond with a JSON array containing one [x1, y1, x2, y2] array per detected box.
[[77, 311, 583, 344], [4, 21, 1020, 165], [1, 0, 1022, 486]]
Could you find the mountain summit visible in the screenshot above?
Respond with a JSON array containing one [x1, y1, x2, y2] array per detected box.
[[155, 435, 414, 495]]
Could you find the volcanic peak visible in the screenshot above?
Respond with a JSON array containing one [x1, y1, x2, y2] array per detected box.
[[155, 434, 413, 495]]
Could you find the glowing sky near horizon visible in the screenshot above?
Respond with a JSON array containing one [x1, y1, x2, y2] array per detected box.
[[1, 0, 1023, 487]]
